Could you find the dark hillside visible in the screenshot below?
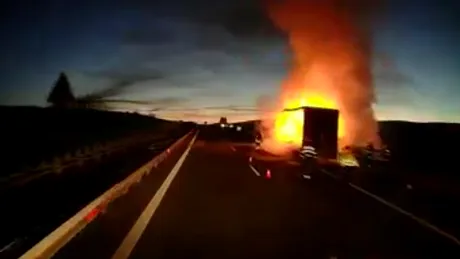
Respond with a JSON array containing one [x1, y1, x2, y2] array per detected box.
[[0, 106, 187, 176]]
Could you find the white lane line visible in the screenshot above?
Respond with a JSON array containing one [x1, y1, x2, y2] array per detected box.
[[0, 240, 18, 253], [229, 146, 237, 152], [320, 169, 339, 180], [349, 183, 460, 246], [111, 133, 198, 259], [249, 164, 261, 177], [302, 174, 311, 180]]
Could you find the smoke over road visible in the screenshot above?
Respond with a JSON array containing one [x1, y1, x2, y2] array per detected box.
[[261, 0, 382, 152]]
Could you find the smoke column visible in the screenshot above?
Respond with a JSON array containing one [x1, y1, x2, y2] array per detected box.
[[265, 0, 382, 148]]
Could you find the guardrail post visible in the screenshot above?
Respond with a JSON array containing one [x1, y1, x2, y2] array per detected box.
[[52, 157, 63, 174], [63, 152, 72, 162]]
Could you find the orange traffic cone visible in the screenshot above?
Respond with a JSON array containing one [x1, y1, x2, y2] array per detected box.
[[265, 169, 271, 179]]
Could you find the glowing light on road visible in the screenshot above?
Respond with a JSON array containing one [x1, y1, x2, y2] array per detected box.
[[338, 152, 359, 167], [84, 208, 101, 222]]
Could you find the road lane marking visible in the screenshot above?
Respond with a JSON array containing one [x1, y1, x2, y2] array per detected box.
[[349, 183, 460, 246], [320, 167, 460, 246], [0, 239, 18, 253], [249, 164, 261, 177], [320, 169, 339, 180], [229, 146, 236, 152], [249, 152, 288, 162], [288, 161, 300, 166], [302, 174, 311, 180], [111, 133, 198, 259]]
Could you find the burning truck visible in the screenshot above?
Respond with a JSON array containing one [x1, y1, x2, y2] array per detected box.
[[256, 106, 360, 171], [259, 0, 386, 169], [288, 106, 359, 168]]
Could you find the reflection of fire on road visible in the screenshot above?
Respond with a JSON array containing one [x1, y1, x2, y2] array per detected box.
[[260, 0, 382, 155]]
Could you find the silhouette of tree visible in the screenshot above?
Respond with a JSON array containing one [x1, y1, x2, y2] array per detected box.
[[47, 72, 76, 107]]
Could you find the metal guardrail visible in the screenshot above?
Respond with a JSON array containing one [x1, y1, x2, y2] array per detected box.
[[0, 133, 174, 187], [18, 130, 196, 259]]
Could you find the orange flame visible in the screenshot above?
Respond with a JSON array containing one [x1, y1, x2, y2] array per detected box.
[[260, 0, 381, 154], [273, 93, 345, 147]]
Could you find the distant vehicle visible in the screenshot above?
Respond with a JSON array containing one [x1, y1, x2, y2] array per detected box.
[[219, 117, 228, 125], [351, 143, 390, 169], [368, 146, 391, 163]]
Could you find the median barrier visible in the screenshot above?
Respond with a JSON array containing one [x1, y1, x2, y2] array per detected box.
[[2, 132, 179, 188]]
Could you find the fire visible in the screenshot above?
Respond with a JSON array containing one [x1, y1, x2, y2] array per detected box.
[[260, 0, 381, 153], [274, 93, 345, 147]]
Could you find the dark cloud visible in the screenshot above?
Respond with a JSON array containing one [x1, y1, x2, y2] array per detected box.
[[88, 0, 285, 109], [149, 96, 189, 106], [19, 0, 285, 112], [122, 28, 174, 45], [156, 105, 258, 112], [123, 0, 279, 37], [375, 54, 413, 86], [201, 105, 258, 112], [191, 86, 235, 98], [190, 0, 281, 39], [101, 96, 190, 109], [87, 69, 165, 82], [79, 68, 166, 100], [119, 0, 281, 47], [375, 71, 413, 86], [93, 97, 186, 106]]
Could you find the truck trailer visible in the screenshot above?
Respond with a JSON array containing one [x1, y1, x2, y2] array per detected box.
[[283, 106, 338, 159], [302, 107, 339, 160], [284, 106, 359, 169]]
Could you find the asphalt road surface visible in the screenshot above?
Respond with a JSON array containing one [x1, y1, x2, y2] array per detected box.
[[0, 128, 190, 259], [50, 130, 460, 259]]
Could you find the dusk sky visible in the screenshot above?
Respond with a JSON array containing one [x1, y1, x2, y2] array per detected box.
[[0, 0, 459, 123]]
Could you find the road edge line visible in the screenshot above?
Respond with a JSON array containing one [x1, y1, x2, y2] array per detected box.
[[111, 132, 198, 259], [349, 182, 460, 246], [249, 164, 261, 177]]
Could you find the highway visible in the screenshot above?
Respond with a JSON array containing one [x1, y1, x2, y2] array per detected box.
[[36, 129, 460, 259], [0, 128, 190, 259]]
